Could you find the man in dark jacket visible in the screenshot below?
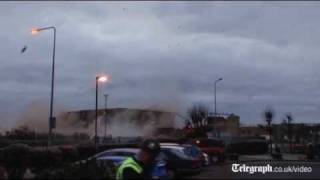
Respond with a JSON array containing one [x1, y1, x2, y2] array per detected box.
[[116, 139, 161, 180]]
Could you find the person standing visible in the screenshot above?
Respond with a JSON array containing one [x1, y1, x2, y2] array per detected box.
[[116, 139, 161, 180]]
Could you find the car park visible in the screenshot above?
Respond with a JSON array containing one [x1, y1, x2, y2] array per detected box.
[[160, 145, 202, 178]]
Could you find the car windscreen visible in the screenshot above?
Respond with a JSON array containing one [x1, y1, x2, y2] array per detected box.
[[113, 151, 136, 157], [156, 152, 167, 160], [95, 150, 136, 158], [164, 148, 191, 159]]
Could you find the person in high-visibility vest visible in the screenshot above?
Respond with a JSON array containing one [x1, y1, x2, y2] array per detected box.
[[116, 139, 161, 180]]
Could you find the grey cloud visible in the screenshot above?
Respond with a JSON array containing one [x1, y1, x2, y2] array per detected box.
[[0, 2, 320, 127]]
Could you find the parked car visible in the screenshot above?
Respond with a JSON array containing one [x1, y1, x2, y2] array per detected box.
[[182, 144, 210, 166], [160, 143, 210, 166], [96, 155, 126, 167], [83, 148, 168, 179], [160, 145, 202, 178], [193, 138, 225, 163]]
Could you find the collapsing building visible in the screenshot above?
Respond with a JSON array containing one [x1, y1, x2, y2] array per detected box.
[[61, 108, 176, 137], [206, 113, 240, 138]]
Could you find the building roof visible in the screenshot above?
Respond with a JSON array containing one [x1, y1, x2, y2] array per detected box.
[[67, 107, 174, 115]]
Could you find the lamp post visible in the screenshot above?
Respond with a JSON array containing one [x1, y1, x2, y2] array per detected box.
[[104, 94, 109, 139], [214, 78, 223, 116], [95, 76, 107, 147], [31, 27, 56, 146]]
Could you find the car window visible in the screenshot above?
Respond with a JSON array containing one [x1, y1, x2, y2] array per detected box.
[[161, 149, 177, 160], [197, 139, 225, 147], [114, 152, 136, 157], [207, 139, 225, 147], [156, 152, 167, 161], [95, 150, 136, 158], [95, 151, 115, 158], [165, 148, 190, 159]]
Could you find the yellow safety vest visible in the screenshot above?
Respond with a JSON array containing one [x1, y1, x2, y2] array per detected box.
[[116, 157, 143, 180]]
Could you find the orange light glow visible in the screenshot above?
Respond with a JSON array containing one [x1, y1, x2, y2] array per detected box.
[[97, 76, 108, 82], [31, 28, 39, 35]]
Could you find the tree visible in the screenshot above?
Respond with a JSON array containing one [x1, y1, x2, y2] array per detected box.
[[187, 104, 209, 128], [186, 104, 210, 138], [263, 107, 274, 155]]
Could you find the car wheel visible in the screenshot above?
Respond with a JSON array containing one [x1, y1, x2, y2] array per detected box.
[[167, 169, 175, 179]]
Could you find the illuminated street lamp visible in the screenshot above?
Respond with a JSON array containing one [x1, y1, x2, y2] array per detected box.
[[214, 78, 223, 116], [31, 28, 39, 35], [95, 75, 108, 147], [31, 26, 56, 146]]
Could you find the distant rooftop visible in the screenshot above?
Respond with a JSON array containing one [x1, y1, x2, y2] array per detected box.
[[67, 107, 175, 114]]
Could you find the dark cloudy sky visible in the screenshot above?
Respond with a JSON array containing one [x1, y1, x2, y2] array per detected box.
[[1, 2, 320, 127]]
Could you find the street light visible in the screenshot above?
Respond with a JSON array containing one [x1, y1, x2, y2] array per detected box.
[[104, 94, 109, 139], [214, 78, 223, 116], [31, 26, 56, 146], [31, 28, 39, 35], [95, 75, 108, 147]]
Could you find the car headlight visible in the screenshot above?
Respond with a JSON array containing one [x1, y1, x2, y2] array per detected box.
[[202, 153, 208, 158]]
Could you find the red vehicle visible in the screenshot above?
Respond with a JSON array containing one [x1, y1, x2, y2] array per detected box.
[[193, 138, 225, 163]]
